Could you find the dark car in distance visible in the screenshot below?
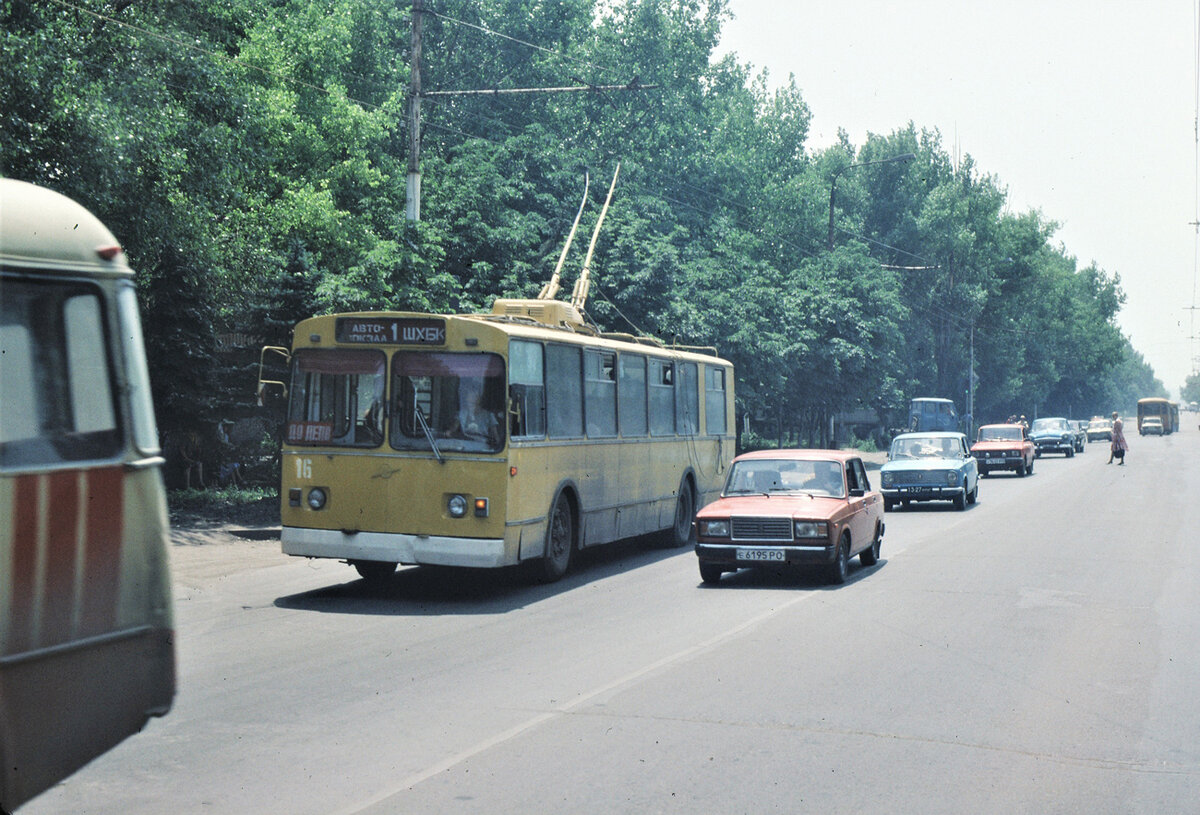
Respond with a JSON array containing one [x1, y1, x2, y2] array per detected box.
[[1030, 417, 1075, 458]]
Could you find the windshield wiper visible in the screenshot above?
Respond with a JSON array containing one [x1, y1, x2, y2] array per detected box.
[[414, 409, 444, 464]]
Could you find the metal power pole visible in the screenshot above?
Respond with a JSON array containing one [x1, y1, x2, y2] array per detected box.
[[406, 0, 423, 222]]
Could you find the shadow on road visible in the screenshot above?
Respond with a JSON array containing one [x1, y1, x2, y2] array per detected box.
[[273, 534, 688, 616]]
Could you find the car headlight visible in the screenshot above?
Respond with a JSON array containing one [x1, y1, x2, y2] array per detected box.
[[699, 520, 729, 537], [307, 487, 327, 510], [448, 494, 468, 518], [945, 471, 959, 486], [881, 471, 894, 488], [794, 520, 829, 539], [1062, 434, 1071, 442]]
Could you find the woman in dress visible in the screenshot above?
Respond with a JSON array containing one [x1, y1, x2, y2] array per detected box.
[[1108, 411, 1129, 464]]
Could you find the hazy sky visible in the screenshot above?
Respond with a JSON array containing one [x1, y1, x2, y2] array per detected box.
[[716, 0, 1199, 398]]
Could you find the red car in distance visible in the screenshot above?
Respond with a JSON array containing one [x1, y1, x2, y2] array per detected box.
[[970, 423, 1035, 477], [693, 449, 885, 585]]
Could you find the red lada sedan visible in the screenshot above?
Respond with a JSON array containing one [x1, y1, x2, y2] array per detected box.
[[971, 423, 1035, 477], [694, 449, 885, 585]]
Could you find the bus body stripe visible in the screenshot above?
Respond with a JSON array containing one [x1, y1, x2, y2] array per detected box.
[[8, 474, 40, 653], [80, 467, 124, 636], [41, 470, 81, 646]]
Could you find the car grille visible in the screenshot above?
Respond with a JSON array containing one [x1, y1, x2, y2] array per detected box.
[[731, 517, 793, 541]]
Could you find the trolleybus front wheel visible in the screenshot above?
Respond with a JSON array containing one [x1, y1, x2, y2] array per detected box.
[[533, 493, 575, 583], [352, 560, 397, 584]]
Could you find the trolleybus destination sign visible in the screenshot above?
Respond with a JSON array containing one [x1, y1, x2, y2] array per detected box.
[[335, 317, 446, 345]]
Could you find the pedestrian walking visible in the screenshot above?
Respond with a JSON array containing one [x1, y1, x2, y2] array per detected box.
[[1108, 411, 1129, 464]]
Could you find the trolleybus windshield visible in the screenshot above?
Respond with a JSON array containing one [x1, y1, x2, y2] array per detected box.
[[286, 349, 385, 447], [390, 352, 505, 453]]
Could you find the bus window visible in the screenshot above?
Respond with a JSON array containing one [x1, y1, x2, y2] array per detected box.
[[675, 361, 698, 435], [116, 284, 160, 453], [546, 344, 583, 438], [287, 349, 385, 447], [584, 349, 617, 437], [705, 365, 727, 435], [618, 353, 648, 437], [649, 359, 675, 436], [0, 280, 120, 467], [509, 339, 545, 438], [391, 352, 505, 452]]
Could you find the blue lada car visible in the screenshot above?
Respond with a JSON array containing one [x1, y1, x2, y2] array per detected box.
[[880, 431, 979, 511]]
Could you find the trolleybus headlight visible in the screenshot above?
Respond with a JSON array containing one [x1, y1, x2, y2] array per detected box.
[[794, 520, 828, 539], [448, 494, 468, 518], [699, 520, 729, 537], [307, 488, 327, 510]]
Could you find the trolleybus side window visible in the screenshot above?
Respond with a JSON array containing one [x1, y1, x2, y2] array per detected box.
[[508, 339, 545, 439], [584, 348, 617, 437], [618, 353, 648, 437], [391, 352, 505, 452], [286, 349, 385, 447], [649, 359, 675, 436], [705, 365, 727, 436], [0, 279, 120, 468], [675, 361, 699, 435], [546, 344, 583, 438]]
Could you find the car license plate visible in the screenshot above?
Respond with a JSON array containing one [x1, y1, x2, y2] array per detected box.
[[737, 548, 785, 562]]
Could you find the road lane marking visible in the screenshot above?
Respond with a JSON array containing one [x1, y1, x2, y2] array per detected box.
[[336, 587, 826, 814]]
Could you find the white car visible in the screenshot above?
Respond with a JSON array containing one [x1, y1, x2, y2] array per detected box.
[[1141, 417, 1164, 436]]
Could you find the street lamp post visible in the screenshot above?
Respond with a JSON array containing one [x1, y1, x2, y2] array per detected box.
[[827, 152, 916, 250]]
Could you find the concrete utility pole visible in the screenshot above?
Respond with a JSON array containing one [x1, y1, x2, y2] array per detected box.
[[406, 0, 423, 222]]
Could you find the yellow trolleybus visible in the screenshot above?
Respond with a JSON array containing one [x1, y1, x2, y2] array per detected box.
[[1, 179, 175, 812], [273, 301, 735, 583], [1136, 397, 1178, 435]]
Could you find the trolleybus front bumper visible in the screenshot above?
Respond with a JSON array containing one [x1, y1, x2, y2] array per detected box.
[[282, 526, 509, 568]]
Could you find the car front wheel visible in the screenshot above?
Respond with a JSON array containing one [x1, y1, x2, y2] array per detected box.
[[699, 561, 724, 585], [827, 534, 850, 585], [859, 524, 882, 567]]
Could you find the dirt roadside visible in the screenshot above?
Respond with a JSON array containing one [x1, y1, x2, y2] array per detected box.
[[168, 496, 281, 546]]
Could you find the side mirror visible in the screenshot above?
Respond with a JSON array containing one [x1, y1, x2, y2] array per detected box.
[[849, 487, 865, 497]]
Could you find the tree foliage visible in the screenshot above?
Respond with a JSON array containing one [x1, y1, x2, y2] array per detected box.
[[1, 0, 1165, 473]]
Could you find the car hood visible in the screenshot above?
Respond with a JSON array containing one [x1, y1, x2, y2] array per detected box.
[[971, 439, 1023, 449], [882, 458, 964, 473], [697, 494, 846, 519]]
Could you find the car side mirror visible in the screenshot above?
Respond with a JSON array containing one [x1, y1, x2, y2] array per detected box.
[[849, 487, 865, 497]]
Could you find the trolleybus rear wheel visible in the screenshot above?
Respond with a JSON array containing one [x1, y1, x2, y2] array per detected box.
[[662, 480, 695, 548]]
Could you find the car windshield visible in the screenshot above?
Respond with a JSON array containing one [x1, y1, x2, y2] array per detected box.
[[890, 435, 961, 460], [977, 426, 1021, 441], [1031, 418, 1067, 432], [725, 458, 846, 498]]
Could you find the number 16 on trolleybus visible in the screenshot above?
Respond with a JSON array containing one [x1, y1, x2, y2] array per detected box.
[[265, 300, 735, 584]]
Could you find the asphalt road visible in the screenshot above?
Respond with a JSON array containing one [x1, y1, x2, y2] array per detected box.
[[25, 424, 1200, 814]]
